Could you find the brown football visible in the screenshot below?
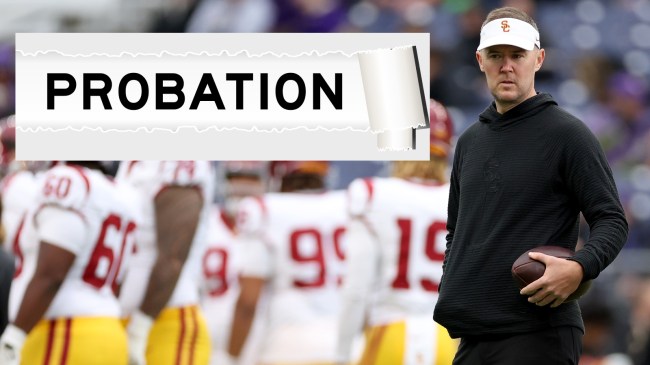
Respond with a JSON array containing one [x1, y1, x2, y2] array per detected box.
[[511, 245, 591, 302]]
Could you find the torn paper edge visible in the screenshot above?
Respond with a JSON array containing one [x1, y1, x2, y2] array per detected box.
[[16, 46, 417, 59], [16, 125, 371, 134], [17, 44, 428, 150], [356, 45, 429, 150]]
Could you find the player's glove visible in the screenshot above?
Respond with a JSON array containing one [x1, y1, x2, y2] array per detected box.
[[0, 324, 27, 365], [126, 310, 153, 365]]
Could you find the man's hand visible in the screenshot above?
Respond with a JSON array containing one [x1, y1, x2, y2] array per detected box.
[[126, 310, 153, 365], [0, 324, 26, 365], [520, 252, 584, 308]]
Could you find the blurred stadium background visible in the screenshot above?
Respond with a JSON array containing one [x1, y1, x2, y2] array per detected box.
[[1, 0, 649, 363]]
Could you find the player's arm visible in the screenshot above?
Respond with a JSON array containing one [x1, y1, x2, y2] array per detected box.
[[0, 242, 75, 365], [226, 233, 270, 362], [13, 241, 75, 333], [0, 206, 84, 364], [227, 275, 265, 359], [14, 203, 86, 333], [126, 186, 203, 365], [337, 179, 379, 364], [140, 186, 203, 318], [336, 218, 378, 365], [226, 197, 271, 363]]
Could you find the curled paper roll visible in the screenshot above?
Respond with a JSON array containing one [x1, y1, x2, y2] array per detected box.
[[15, 33, 430, 160], [358, 46, 428, 150]]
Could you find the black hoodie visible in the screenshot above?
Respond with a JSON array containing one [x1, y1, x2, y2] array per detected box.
[[433, 93, 628, 338]]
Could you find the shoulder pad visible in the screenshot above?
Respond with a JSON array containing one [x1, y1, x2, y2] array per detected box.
[[347, 178, 374, 217], [157, 161, 213, 187], [38, 165, 91, 211], [236, 196, 267, 235]]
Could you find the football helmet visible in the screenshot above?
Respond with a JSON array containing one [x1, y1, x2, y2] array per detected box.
[[268, 161, 329, 192], [0, 115, 19, 179], [429, 99, 454, 158], [220, 161, 267, 217]]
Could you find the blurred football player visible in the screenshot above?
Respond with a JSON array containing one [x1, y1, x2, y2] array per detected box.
[[336, 100, 458, 365], [201, 161, 266, 365], [0, 121, 40, 249], [226, 161, 347, 365], [0, 161, 139, 365], [117, 161, 214, 365], [0, 117, 19, 181], [218, 161, 267, 221], [0, 117, 42, 336]]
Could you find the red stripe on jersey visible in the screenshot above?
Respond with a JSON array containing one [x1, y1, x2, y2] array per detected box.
[[252, 196, 267, 220], [11, 216, 26, 279], [66, 164, 91, 201], [174, 161, 196, 181], [126, 161, 139, 176], [219, 209, 235, 233], [175, 308, 187, 365], [43, 320, 56, 365], [188, 307, 199, 365], [59, 318, 72, 365], [362, 178, 374, 205]]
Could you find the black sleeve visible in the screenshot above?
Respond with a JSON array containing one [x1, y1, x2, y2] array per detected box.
[[563, 122, 628, 280], [0, 249, 15, 333]]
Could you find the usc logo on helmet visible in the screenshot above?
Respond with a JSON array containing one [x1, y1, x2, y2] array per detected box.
[[501, 20, 510, 32]]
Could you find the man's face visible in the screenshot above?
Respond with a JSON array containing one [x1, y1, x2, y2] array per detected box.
[[476, 44, 545, 113]]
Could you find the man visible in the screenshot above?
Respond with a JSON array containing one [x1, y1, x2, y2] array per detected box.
[[433, 7, 628, 365], [0, 122, 40, 252], [0, 161, 138, 365], [0, 119, 40, 336], [337, 100, 457, 365], [226, 161, 347, 365], [117, 161, 214, 365], [201, 161, 266, 365]]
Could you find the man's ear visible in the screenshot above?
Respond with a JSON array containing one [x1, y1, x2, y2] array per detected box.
[[476, 51, 485, 72], [535, 48, 545, 71]]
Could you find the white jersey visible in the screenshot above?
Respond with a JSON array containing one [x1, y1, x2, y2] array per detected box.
[[347, 177, 449, 326], [200, 205, 239, 359], [9, 164, 139, 320], [1, 170, 39, 249], [237, 191, 347, 364], [201, 205, 264, 365], [4, 171, 40, 322], [117, 161, 214, 315]]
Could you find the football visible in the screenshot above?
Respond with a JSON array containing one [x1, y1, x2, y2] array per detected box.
[[511, 245, 592, 302]]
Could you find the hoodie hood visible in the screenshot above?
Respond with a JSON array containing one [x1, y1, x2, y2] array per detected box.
[[479, 93, 558, 131]]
